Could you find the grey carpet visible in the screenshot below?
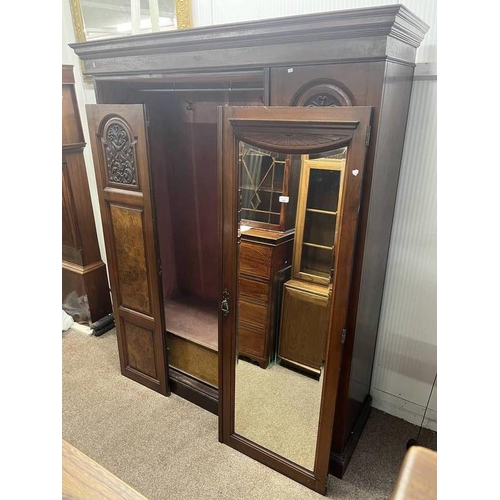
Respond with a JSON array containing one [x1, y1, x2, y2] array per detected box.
[[235, 359, 322, 470], [62, 328, 436, 500]]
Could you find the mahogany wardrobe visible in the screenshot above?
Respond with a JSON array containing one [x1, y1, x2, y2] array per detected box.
[[71, 5, 428, 494]]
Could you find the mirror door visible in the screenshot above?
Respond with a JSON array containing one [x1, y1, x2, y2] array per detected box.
[[219, 106, 372, 493]]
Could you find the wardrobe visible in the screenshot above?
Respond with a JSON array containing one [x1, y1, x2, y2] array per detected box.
[[62, 65, 112, 324], [72, 5, 428, 494]]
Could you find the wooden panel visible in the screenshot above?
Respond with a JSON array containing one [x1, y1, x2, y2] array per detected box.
[[239, 276, 270, 303], [123, 320, 157, 378], [62, 84, 84, 145], [238, 323, 266, 358], [62, 164, 80, 255], [110, 205, 151, 315], [87, 104, 168, 395], [168, 334, 218, 387], [239, 299, 268, 330], [278, 285, 329, 372], [239, 241, 272, 278], [62, 440, 149, 500]]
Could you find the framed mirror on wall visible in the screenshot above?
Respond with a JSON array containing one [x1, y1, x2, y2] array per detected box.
[[69, 1, 192, 82], [218, 106, 372, 494]]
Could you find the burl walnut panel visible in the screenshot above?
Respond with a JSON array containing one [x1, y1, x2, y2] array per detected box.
[[123, 320, 157, 378], [110, 205, 151, 315]]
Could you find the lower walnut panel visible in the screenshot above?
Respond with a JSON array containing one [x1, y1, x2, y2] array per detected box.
[[123, 320, 157, 378], [168, 333, 218, 387]]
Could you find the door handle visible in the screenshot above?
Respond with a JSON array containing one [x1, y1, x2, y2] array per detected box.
[[221, 290, 230, 317]]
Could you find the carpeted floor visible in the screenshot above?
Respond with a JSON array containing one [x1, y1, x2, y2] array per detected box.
[[235, 359, 322, 470], [62, 328, 436, 500]]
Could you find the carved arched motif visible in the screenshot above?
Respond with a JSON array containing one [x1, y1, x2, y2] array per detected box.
[[239, 131, 350, 154], [100, 117, 138, 187], [291, 80, 354, 108]]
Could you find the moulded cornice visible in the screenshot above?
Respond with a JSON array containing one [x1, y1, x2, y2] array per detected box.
[[70, 4, 429, 65]]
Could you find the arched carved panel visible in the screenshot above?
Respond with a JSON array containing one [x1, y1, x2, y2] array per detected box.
[[100, 117, 139, 188], [291, 80, 355, 108], [240, 131, 350, 154]]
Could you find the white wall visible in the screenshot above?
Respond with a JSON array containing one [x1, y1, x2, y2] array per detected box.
[[63, 0, 437, 429]]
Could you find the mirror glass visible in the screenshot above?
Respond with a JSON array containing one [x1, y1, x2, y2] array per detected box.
[[234, 142, 347, 471], [80, 0, 177, 40]]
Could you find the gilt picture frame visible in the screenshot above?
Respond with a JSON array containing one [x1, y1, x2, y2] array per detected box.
[[69, 0, 193, 84]]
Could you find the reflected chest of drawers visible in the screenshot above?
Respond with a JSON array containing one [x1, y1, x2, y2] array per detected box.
[[238, 229, 294, 368]]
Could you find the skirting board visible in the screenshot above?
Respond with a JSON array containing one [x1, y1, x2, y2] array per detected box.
[[370, 387, 437, 432]]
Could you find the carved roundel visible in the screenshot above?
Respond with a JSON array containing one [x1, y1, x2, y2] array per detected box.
[[291, 80, 354, 108], [102, 118, 138, 187]]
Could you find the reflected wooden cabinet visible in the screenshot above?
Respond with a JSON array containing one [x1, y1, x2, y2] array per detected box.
[[71, 5, 428, 489], [278, 152, 345, 374], [238, 230, 293, 368], [278, 281, 329, 373]]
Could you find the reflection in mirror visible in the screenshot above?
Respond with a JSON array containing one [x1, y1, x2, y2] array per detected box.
[[80, 0, 177, 40], [239, 143, 287, 230], [235, 142, 347, 471]]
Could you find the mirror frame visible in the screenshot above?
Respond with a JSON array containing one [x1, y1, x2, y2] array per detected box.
[[218, 106, 372, 494], [69, 0, 193, 83]]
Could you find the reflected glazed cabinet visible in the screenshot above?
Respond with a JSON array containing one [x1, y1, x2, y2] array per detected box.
[[279, 152, 345, 375], [71, 5, 428, 479]]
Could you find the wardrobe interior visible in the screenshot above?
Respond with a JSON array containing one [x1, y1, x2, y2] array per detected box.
[[98, 75, 267, 387]]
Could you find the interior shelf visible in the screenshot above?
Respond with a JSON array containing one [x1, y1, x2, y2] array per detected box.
[[306, 208, 337, 216], [164, 294, 218, 352], [303, 242, 333, 250]]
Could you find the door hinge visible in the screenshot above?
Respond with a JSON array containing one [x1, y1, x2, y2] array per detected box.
[[341, 328, 347, 344], [158, 258, 163, 276], [365, 125, 371, 147]]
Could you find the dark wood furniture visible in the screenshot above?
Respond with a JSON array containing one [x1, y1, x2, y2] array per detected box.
[[391, 446, 437, 500], [220, 105, 372, 493], [278, 279, 330, 374], [238, 229, 293, 368], [278, 154, 345, 374], [71, 4, 428, 488], [62, 439, 149, 499], [62, 65, 112, 324]]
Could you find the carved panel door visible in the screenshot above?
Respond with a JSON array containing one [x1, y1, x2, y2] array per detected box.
[[86, 104, 169, 395]]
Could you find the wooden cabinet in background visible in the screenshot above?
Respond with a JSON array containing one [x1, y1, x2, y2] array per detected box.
[[278, 153, 344, 374], [238, 229, 293, 368], [62, 65, 112, 324]]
